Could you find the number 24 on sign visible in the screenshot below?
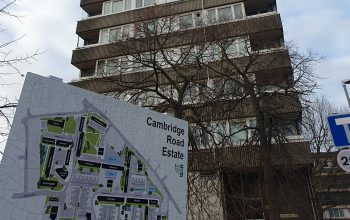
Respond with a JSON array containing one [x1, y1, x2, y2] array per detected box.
[[337, 149, 350, 173]]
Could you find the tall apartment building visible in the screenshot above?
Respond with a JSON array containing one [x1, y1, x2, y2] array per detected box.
[[71, 0, 318, 219]]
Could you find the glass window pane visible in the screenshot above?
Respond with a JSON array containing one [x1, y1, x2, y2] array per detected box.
[[230, 121, 247, 142], [225, 40, 238, 56], [133, 59, 142, 70], [249, 119, 257, 128], [218, 7, 233, 22], [194, 12, 203, 26], [112, 0, 124, 13], [248, 118, 257, 138], [122, 25, 131, 39], [213, 80, 224, 94], [142, 52, 151, 62], [183, 83, 198, 103], [207, 44, 221, 60], [237, 38, 246, 54], [207, 9, 216, 24], [136, 0, 143, 8], [134, 23, 143, 38], [234, 4, 243, 19], [144, 21, 156, 34], [179, 14, 193, 30], [103, 1, 111, 14], [96, 60, 106, 75], [225, 80, 239, 95], [181, 47, 195, 64], [109, 27, 122, 42], [100, 29, 109, 44], [120, 56, 130, 72], [215, 121, 227, 142], [106, 58, 118, 75], [124, 0, 132, 10], [144, 0, 154, 7]]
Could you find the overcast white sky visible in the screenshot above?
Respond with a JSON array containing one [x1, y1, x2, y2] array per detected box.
[[1, 0, 350, 106]]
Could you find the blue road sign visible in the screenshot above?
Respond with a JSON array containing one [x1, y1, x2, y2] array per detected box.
[[327, 113, 350, 148]]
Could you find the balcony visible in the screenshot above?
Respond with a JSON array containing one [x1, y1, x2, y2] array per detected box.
[[70, 49, 291, 93], [72, 12, 283, 68], [188, 141, 312, 172], [76, 0, 277, 42], [244, 0, 277, 17], [80, 0, 104, 17]]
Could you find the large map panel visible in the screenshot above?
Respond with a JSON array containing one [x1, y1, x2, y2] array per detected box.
[[0, 73, 188, 220]]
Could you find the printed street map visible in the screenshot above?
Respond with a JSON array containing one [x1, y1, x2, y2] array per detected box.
[[0, 73, 188, 220]]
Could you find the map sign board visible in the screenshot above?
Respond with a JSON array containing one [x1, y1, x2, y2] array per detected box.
[[0, 73, 188, 220], [327, 113, 350, 149]]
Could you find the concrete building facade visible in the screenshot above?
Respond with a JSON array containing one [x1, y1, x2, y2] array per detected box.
[[70, 0, 319, 219]]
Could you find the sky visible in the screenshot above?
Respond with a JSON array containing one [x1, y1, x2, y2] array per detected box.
[[0, 0, 350, 156]]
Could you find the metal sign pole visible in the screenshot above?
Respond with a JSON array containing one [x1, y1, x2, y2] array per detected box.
[[342, 80, 350, 109]]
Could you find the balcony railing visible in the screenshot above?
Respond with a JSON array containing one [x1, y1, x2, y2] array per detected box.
[[77, 10, 279, 49], [189, 141, 312, 172]]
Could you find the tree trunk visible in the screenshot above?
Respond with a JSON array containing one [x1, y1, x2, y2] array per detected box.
[[262, 143, 278, 220], [256, 112, 278, 220]]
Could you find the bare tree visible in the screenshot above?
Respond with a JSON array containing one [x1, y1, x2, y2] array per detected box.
[[0, 0, 42, 144], [93, 10, 320, 219], [303, 96, 348, 216]]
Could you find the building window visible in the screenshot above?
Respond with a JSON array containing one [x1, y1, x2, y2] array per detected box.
[[224, 79, 243, 96], [194, 12, 204, 26], [134, 21, 157, 37], [122, 25, 131, 38], [96, 60, 106, 75], [100, 29, 109, 44], [225, 37, 248, 57], [136, 0, 142, 8], [218, 6, 233, 22], [177, 10, 207, 30], [132, 52, 153, 71], [144, 0, 155, 7], [191, 123, 212, 148], [205, 43, 221, 61], [144, 21, 156, 34], [124, 0, 132, 10], [183, 83, 199, 104], [99, 24, 133, 44], [203, 37, 248, 61], [106, 58, 119, 75], [112, 0, 124, 13], [136, 0, 155, 8], [103, 0, 134, 14], [207, 9, 217, 24], [274, 120, 300, 136], [210, 118, 257, 145], [206, 3, 245, 25], [209, 79, 243, 98], [230, 120, 247, 142], [179, 14, 194, 30], [180, 46, 197, 64], [329, 208, 345, 218], [95, 57, 132, 76], [109, 27, 122, 42], [233, 4, 243, 19], [103, 1, 112, 15]]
